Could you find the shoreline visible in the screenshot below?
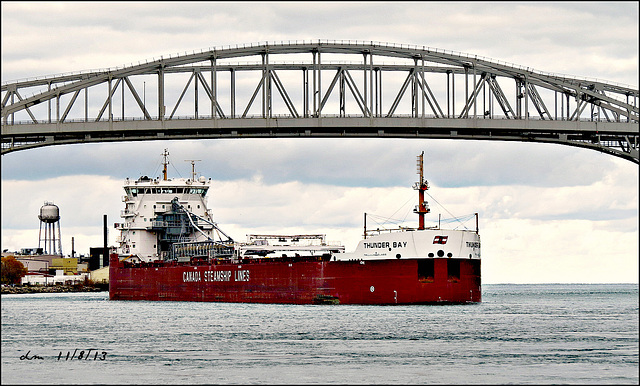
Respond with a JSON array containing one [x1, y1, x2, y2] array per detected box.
[[1, 284, 109, 295]]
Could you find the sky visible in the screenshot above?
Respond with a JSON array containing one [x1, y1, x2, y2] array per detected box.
[[1, 1, 638, 284]]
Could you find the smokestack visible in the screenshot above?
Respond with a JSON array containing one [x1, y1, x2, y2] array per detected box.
[[103, 214, 108, 267]]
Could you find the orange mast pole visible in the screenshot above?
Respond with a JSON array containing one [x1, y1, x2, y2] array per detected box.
[[162, 149, 169, 181], [414, 152, 430, 230]]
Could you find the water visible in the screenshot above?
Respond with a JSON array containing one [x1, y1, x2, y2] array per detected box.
[[2, 284, 637, 384]]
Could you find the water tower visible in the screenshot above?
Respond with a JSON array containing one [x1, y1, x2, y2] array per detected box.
[[38, 201, 63, 256]]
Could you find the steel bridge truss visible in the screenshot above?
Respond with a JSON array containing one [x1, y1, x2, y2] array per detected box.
[[2, 40, 638, 162]]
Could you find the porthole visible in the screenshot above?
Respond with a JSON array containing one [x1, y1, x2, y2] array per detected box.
[[396, 254, 401, 259], [437, 250, 445, 257], [447, 252, 453, 258], [428, 253, 434, 257]]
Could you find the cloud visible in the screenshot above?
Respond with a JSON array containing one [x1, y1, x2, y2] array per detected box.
[[482, 217, 639, 284], [2, 2, 638, 85], [1, 175, 123, 230], [0, 138, 628, 189]]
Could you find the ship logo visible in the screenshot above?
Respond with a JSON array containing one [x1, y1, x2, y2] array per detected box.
[[433, 236, 448, 244]]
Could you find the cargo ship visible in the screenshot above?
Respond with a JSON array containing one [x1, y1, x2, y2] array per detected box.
[[109, 150, 481, 304]]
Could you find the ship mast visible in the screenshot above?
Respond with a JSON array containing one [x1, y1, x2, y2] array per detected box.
[[413, 152, 430, 230], [185, 159, 201, 181], [162, 149, 169, 181]]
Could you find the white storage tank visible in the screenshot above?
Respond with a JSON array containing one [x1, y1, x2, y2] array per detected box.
[[39, 203, 60, 223], [38, 201, 63, 256]]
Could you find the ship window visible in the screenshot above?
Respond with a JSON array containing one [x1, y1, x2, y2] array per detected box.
[[447, 259, 460, 281], [418, 259, 434, 282], [131, 188, 138, 197]]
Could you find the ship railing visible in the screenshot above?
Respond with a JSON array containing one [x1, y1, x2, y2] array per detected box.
[[151, 219, 196, 229], [151, 220, 167, 228], [364, 213, 479, 236], [247, 234, 326, 243], [365, 226, 425, 236], [169, 240, 234, 262]]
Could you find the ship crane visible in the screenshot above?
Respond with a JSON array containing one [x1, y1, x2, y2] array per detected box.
[[170, 197, 234, 245]]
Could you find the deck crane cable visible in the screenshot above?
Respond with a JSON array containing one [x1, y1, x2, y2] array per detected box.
[[424, 191, 472, 230], [366, 192, 415, 229], [366, 190, 475, 231]]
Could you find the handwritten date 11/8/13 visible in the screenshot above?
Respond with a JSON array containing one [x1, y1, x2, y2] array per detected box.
[[20, 349, 107, 361], [20, 348, 107, 361], [59, 349, 107, 361]]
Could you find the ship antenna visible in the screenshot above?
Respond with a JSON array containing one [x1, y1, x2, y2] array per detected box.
[[413, 152, 430, 230], [185, 159, 201, 180], [162, 149, 170, 181]]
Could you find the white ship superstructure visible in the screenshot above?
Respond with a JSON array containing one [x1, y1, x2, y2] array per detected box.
[[115, 150, 218, 262], [338, 228, 480, 261]]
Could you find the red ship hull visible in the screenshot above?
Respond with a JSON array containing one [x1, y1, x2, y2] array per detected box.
[[109, 254, 481, 305]]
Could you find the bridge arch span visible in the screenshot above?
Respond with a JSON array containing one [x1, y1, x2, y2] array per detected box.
[[2, 40, 638, 162]]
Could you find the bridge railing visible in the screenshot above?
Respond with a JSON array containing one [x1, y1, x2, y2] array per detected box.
[[3, 39, 636, 90], [3, 114, 637, 126]]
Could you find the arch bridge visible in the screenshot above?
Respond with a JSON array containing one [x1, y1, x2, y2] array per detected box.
[[2, 40, 638, 162]]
